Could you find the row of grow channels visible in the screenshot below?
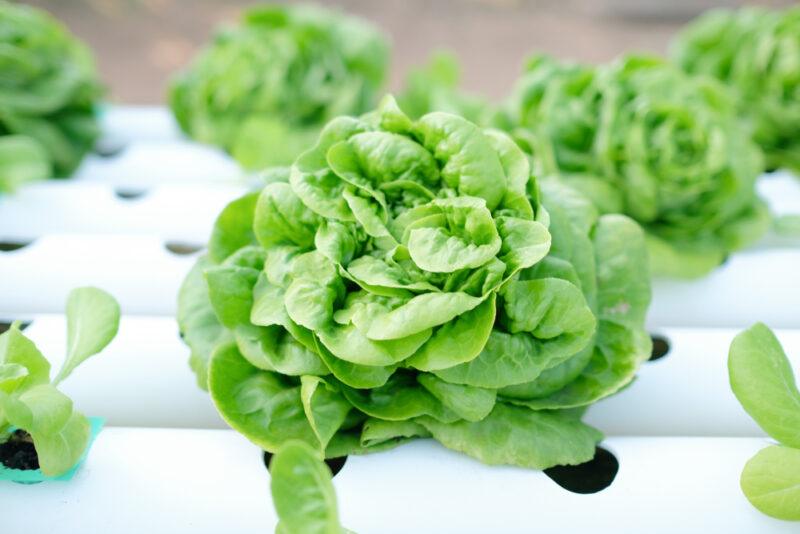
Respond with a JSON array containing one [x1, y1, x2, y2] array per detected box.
[[1, 2, 800, 532]]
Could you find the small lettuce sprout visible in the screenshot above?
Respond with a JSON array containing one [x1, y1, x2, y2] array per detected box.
[[0, 287, 120, 476], [270, 440, 352, 534], [729, 323, 800, 521]]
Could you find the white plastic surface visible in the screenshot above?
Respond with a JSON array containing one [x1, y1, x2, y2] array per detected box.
[[66, 105, 245, 187], [647, 248, 800, 329], [99, 105, 182, 143], [10, 315, 223, 429], [73, 141, 244, 187], [0, 182, 245, 243], [0, 234, 193, 316], [0, 429, 793, 534], [758, 171, 800, 219]]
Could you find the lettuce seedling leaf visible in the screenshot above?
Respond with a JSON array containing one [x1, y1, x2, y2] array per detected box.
[[729, 322, 800, 521], [1, 384, 90, 476], [740, 445, 800, 521], [270, 440, 346, 534], [55, 287, 120, 385], [0, 323, 50, 393], [729, 323, 800, 448]]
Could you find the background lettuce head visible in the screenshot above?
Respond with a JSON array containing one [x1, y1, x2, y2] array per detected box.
[[500, 54, 769, 278], [672, 7, 800, 174], [178, 96, 652, 470], [0, 1, 102, 192], [169, 4, 390, 170]]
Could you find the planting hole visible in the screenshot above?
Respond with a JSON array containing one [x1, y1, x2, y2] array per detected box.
[[94, 137, 127, 158], [0, 430, 39, 471], [0, 321, 31, 334], [263, 450, 348, 478], [114, 188, 147, 201], [164, 242, 203, 256], [544, 446, 618, 494], [649, 335, 671, 362], [0, 240, 33, 252]]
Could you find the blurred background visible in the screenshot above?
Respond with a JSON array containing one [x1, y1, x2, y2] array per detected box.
[[22, 0, 796, 103]]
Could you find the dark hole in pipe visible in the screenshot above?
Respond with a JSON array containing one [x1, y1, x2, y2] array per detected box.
[[0, 321, 31, 334], [0, 240, 33, 252], [649, 335, 671, 362], [164, 242, 203, 256], [114, 188, 147, 201], [94, 138, 127, 158], [263, 450, 348, 478], [544, 445, 618, 494]]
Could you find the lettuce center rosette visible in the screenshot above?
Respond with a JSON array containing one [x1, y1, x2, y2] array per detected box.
[[178, 96, 652, 469], [169, 4, 389, 170], [500, 54, 769, 278]]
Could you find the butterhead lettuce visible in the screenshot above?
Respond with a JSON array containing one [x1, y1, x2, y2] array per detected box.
[[672, 7, 800, 174], [0, 1, 102, 192], [499, 54, 770, 278], [169, 4, 389, 170], [178, 96, 652, 470]]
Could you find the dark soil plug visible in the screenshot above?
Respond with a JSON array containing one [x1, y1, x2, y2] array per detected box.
[[0, 430, 39, 471]]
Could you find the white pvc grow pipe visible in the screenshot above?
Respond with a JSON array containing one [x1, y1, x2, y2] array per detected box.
[[73, 140, 244, 187], [99, 105, 183, 143], [5, 315, 797, 437], [647, 247, 800, 329], [0, 234, 194, 316], [1, 233, 799, 325], [0, 182, 246, 243], [0, 428, 794, 534]]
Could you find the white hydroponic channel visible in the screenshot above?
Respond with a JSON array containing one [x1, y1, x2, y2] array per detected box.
[[1, 106, 799, 533]]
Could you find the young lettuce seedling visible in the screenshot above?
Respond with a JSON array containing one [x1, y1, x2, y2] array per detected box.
[[270, 440, 353, 534], [729, 323, 800, 521], [0, 287, 120, 476]]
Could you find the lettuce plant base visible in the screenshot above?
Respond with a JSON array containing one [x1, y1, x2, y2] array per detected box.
[[0, 417, 104, 483]]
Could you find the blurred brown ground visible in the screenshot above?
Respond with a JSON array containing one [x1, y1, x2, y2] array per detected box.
[[22, 0, 793, 104]]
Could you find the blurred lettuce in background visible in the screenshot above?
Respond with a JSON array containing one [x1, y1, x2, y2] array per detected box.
[[0, 1, 102, 192], [672, 7, 800, 174], [396, 51, 491, 124], [169, 3, 390, 171], [498, 54, 770, 279]]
